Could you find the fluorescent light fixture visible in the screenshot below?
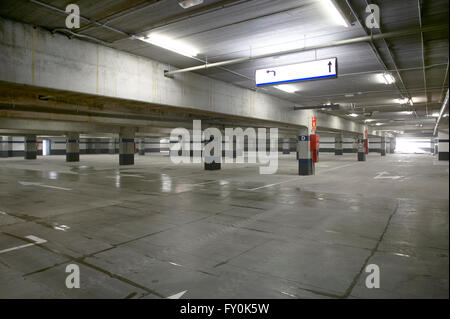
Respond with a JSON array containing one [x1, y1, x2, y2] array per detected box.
[[444, 113, 449, 118], [178, 0, 203, 9], [274, 84, 298, 93], [431, 112, 440, 117], [394, 98, 409, 105], [402, 111, 413, 115], [348, 113, 358, 117], [381, 73, 396, 85], [321, 0, 349, 27], [141, 34, 199, 58], [375, 122, 383, 126], [364, 119, 375, 123]]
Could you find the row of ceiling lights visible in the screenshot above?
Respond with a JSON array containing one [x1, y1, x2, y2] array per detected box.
[[140, 1, 447, 131]]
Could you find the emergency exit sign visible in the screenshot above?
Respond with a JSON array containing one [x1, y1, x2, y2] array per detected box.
[[255, 58, 337, 86]]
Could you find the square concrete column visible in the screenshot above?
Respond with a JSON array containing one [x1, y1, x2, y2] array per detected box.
[[390, 137, 396, 153], [66, 133, 80, 162], [24, 135, 37, 160], [138, 138, 146, 155], [335, 134, 343, 155], [438, 131, 449, 160], [119, 128, 135, 165], [0, 136, 9, 158], [204, 135, 221, 170], [357, 137, 366, 161], [282, 138, 290, 154], [108, 138, 116, 154], [381, 136, 386, 156], [298, 127, 314, 175]]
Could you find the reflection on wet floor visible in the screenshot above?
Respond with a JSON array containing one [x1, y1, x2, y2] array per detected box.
[[0, 153, 448, 298]]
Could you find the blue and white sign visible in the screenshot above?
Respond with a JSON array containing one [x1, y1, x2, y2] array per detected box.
[[255, 58, 337, 86]]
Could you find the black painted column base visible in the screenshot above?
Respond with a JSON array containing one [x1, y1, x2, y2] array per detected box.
[[25, 152, 37, 160], [66, 152, 80, 162], [0, 151, 8, 158], [439, 152, 449, 161], [298, 159, 314, 176], [381, 150, 386, 156], [335, 150, 343, 155], [119, 153, 134, 165], [283, 150, 290, 154], [358, 152, 366, 161], [205, 161, 221, 170], [139, 150, 145, 155]]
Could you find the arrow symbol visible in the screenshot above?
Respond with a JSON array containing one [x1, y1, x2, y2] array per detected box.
[[266, 70, 276, 76], [374, 171, 403, 180], [167, 290, 187, 299], [328, 61, 332, 73], [19, 181, 72, 191]]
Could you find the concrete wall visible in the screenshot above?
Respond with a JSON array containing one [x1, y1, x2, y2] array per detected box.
[[0, 17, 376, 135]]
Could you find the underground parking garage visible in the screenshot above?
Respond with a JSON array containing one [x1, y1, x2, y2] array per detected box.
[[0, 0, 449, 309]]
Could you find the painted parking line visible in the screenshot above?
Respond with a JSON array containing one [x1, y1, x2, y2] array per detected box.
[[167, 290, 188, 299], [18, 181, 72, 191], [374, 171, 404, 180], [238, 163, 358, 191], [0, 235, 47, 255], [238, 178, 301, 191]]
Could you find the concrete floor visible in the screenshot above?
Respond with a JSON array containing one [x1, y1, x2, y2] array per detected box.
[[0, 153, 448, 299]]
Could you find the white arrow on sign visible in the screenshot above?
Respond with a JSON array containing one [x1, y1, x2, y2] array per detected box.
[[0, 235, 47, 255], [167, 290, 188, 299], [374, 171, 404, 180], [19, 181, 72, 191]]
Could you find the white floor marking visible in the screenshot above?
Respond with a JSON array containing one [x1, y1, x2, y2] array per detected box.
[[320, 163, 356, 172], [107, 174, 145, 179], [167, 290, 188, 299], [168, 261, 183, 267], [18, 181, 72, 191], [280, 291, 297, 298], [238, 178, 300, 191], [374, 171, 404, 180], [187, 180, 218, 186], [237, 162, 358, 192], [0, 235, 47, 254]]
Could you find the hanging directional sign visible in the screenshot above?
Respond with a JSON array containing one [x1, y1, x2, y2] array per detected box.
[[255, 58, 337, 86]]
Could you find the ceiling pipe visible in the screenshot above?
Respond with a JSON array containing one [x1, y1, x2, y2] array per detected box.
[[29, 0, 134, 38], [294, 104, 340, 111], [433, 89, 449, 136], [418, 0, 429, 116], [362, 0, 413, 102], [164, 24, 448, 77]]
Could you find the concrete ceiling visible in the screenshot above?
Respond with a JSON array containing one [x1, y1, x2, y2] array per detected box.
[[0, 0, 448, 136]]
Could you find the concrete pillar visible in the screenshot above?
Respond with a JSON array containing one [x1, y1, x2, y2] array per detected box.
[[438, 131, 449, 161], [204, 136, 221, 170], [0, 136, 9, 158], [108, 138, 116, 154], [138, 138, 146, 155], [381, 136, 386, 156], [66, 133, 80, 162], [357, 137, 366, 161], [298, 127, 314, 175], [119, 128, 135, 165], [390, 137, 396, 153], [335, 134, 343, 155], [24, 135, 37, 160], [282, 138, 290, 154]]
